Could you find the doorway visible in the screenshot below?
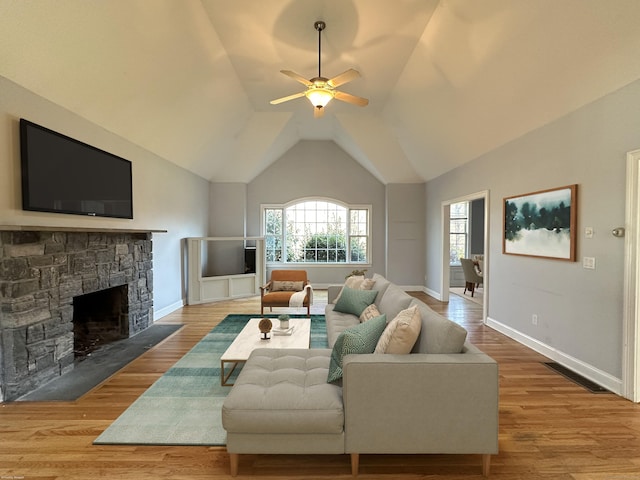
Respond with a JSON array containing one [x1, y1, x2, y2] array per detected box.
[[441, 190, 489, 322]]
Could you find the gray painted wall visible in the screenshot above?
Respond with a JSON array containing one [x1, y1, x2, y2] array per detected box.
[[207, 183, 247, 276], [207, 140, 425, 287], [209, 183, 246, 236], [425, 78, 640, 380], [386, 183, 426, 286], [245, 140, 386, 285], [0, 76, 210, 315]]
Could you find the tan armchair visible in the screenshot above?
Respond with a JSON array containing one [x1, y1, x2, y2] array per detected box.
[[260, 270, 311, 315], [460, 258, 483, 297]]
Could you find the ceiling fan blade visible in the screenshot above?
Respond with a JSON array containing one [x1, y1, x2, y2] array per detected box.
[[314, 106, 325, 118], [327, 69, 360, 88], [270, 91, 306, 105], [281, 70, 313, 87], [334, 91, 369, 107]]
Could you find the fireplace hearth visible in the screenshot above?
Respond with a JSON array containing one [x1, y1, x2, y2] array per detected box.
[[0, 229, 155, 401]]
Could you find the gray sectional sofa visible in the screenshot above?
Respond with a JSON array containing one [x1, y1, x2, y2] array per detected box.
[[222, 274, 499, 476]]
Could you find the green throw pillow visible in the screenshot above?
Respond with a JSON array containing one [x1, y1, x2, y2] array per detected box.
[[327, 314, 387, 383], [333, 286, 378, 317]]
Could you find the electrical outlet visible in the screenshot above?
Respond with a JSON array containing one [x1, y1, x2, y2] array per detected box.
[[532, 314, 538, 326], [583, 257, 596, 269]]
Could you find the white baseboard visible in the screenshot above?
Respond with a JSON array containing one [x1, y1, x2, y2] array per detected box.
[[486, 316, 622, 395], [154, 299, 185, 321], [424, 287, 442, 300], [398, 285, 425, 292]]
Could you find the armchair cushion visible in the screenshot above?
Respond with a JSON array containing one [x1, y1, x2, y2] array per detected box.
[[268, 270, 309, 283], [271, 280, 304, 292]]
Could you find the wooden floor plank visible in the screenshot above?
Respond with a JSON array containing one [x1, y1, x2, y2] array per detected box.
[[2, 290, 640, 479]]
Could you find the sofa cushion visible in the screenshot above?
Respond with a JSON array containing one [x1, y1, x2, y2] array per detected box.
[[327, 314, 387, 383], [410, 299, 468, 354], [371, 273, 391, 307], [374, 305, 422, 354], [222, 349, 343, 435], [378, 283, 413, 320], [271, 280, 304, 292], [324, 304, 360, 348], [333, 286, 378, 317], [359, 303, 381, 322]]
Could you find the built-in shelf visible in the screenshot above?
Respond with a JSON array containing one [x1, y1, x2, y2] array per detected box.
[[186, 237, 265, 304], [0, 225, 167, 233]]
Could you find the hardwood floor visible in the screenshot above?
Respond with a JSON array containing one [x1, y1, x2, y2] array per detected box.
[[2, 291, 640, 479]]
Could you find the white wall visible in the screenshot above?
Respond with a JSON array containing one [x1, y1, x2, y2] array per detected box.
[[0, 76, 210, 316], [425, 78, 640, 384]]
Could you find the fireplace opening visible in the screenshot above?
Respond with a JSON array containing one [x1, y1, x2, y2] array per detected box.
[[73, 286, 129, 359]]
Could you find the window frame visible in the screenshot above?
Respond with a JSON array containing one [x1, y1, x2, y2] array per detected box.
[[261, 198, 371, 266], [449, 201, 469, 266]]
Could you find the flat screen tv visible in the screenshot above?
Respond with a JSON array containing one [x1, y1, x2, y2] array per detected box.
[[20, 118, 133, 219]]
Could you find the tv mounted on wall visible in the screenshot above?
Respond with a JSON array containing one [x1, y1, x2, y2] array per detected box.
[[20, 118, 133, 219]]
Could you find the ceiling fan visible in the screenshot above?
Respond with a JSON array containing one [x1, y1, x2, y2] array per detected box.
[[270, 21, 369, 118]]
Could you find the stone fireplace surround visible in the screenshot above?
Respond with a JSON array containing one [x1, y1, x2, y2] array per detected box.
[[0, 227, 157, 402]]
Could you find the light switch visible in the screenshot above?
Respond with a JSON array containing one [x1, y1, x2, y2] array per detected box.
[[585, 227, 594, 239], [583, 257, 596, 269]]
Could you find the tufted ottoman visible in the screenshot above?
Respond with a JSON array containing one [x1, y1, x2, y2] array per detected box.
[[221, 348, 345, 476]]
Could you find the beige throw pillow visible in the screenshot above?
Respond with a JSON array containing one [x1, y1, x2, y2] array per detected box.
[[361, 278, 375, 290], [359, 303, 381, 323], [374, 305, 422, 354], [333, 276, 375, 303], [271, 280, 304, 292]]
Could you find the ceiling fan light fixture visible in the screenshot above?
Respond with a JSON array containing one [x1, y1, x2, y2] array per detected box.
[[306, 87, 334, 108], [270, 20, 368, 115]]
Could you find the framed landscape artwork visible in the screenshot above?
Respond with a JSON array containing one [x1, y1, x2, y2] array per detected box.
[[503, 184, 577, 261]]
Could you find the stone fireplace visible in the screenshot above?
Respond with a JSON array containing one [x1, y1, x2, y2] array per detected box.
[[0, 229, 154, 401]]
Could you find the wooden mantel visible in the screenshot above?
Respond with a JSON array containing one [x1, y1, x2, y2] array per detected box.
[[0, 225, 167, 233]]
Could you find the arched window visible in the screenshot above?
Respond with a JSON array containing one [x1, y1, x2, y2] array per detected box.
[[263, 199, 370, 264]]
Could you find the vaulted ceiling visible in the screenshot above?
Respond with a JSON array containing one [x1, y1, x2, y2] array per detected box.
[[2, 0, 640, 184]]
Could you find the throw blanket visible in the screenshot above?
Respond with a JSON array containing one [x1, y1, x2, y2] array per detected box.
[[289, 284, 313, 308]]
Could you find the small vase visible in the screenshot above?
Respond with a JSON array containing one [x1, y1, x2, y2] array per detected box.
[[279, 319, 289, 330]]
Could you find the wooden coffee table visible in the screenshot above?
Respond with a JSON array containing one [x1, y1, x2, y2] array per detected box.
[[220, 317, 311, 386]]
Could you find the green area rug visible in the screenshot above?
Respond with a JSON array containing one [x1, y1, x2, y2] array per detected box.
[[94, 314, 328, 446]]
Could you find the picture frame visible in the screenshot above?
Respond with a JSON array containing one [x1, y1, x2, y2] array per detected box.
[[503, 184, 577, 261]]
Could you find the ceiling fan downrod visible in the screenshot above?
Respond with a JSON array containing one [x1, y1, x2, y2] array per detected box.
[[314, 21, 326, 79]]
